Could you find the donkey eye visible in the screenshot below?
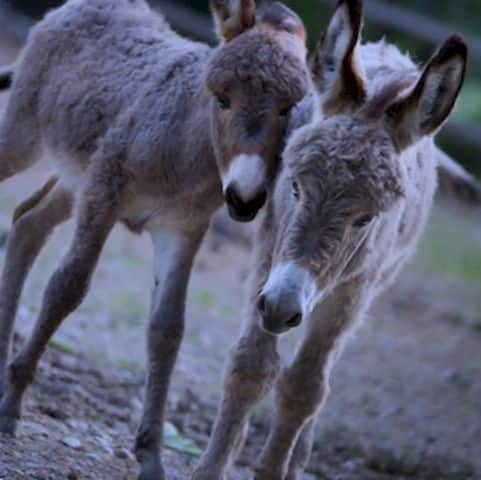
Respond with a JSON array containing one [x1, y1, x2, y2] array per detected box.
[[280, 105, 293, 117], [353, 215, 374, 228], [216, 93, 231, 110], [292, 180, 300, 200]]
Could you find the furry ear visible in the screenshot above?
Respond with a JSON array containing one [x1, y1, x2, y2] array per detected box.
[[258, 2, 307, 44], [386, 35, 468, 151], [210, 0, 256, 42], [310, 0, 366, 115]]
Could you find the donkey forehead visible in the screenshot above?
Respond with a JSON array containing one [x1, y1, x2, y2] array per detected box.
[[286, 120, 403, 208], [288, 118, 393, 170], [206, 32, 308, 100]]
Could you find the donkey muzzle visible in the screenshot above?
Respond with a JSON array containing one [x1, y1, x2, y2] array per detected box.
[[222, 154, 268, 222], [257, 262, 307, 334], [225, 185, 267, 222], [257, 291, 303, 335]]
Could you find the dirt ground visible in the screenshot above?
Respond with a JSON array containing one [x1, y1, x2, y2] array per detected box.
[[0, 33, 481, 480]]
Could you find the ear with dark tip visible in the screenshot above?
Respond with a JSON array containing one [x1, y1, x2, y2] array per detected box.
[[258, 2, 307, 44], [386, 34, 468, 152], [310, 0, 366, 115], [210, 0, 256, 42]]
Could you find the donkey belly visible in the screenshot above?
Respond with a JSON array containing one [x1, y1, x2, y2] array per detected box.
[[120, 187, 222, 234]]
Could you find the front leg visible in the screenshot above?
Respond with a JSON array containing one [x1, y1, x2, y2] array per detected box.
[[135, 227, 206, 480], [285, 418, 316, 480], [256, 283, 371, 480], [0, 157, 128, 436], [193, 224, 280, 480], [192, 322, 279, 480]]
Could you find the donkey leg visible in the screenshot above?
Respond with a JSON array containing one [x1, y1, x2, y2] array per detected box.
[[285, 419, 316, 480], [192, 322, 280, 480], [255, 286, 367, 480], [0, 160, 128, 435], [254, 349, 327, 480], [226, 418, 250, 476], [0, 178, 73, 396], [135, 227, 207, 480], [193, 224, 278, 480]]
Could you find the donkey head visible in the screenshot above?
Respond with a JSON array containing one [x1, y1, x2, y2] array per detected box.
[[257, 0, 467, 334], [207, 1, 310, 222]]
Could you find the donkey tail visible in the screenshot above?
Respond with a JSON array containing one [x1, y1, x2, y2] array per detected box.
[[0, 66, 14, 90], [437, 147, 481, 205]]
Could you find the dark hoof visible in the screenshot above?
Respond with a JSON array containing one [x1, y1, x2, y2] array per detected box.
[[0, 415, 18, 436], [137, 458, 165, 480], [191, 470, 225, 480]]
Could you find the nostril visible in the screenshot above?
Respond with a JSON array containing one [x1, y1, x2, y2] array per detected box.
[[285, 312, 302, 328], [253, 189, 267, 210], [257, 294, 266, 315], [225, 184, 267, 222], [225, 185, 242, 209]]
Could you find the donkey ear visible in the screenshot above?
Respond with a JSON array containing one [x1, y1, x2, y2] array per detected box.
[[257, 2, 307, 44], [386, 35, 468, 151], [210, 0, 256, 43], [310, 0, 366, 115]]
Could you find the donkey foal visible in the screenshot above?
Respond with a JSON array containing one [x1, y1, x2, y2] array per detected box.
[[0, 1, 310, 479], [195, 0, 468, 478]]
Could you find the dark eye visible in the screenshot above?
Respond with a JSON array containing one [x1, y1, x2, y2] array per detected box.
[[353, 215, 374, 228], [216, 93, 231, 110], [292, 180, 300, 200], [280, 105, 293, 117]]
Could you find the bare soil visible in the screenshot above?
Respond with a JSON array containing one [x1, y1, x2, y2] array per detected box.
[[0, 33, 480, 480]]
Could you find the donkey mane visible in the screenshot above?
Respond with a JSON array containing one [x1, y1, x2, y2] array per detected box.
[[361, 40, 418, 88]]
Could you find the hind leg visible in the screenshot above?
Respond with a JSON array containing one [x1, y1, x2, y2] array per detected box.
[[0, 84, 40, 181], [0, 177, 73, 396], [0, 156, 129, 435]]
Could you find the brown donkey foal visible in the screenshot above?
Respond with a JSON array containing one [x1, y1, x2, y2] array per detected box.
[[0, 1, 310, 479], [194, 1, 468, 479]]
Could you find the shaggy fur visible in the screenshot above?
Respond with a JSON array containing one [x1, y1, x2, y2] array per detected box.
[[0, 1, 310, 479], [195, 1, 468, 479]]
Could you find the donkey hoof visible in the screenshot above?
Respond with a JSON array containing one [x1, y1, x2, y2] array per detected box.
[[137, 459, 165, 480], [0, 415, 18, 436], [191, 469, 225, 480], [253, 470, 283, 480]]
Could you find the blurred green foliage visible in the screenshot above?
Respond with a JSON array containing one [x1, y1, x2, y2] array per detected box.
[[456, 81, 481, 124], [394, 0, 481, 37]]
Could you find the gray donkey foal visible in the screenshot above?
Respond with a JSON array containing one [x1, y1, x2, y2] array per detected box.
[[194, 1, 468, 479], [0, 0, 310, 479]]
